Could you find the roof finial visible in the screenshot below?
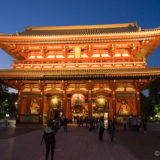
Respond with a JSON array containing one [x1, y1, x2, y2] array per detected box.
[[16, 31, 19, 36], [138, 27, 142, 32]]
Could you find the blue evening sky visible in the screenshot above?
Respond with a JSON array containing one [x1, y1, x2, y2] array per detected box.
[[0, 0, 160, 69]]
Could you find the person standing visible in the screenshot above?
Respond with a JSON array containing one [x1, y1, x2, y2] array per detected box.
[[108, 120, 115, 142], [98, 118, 105, 141], [142, 117, 147, 133], [63, 117, 68, 132], [123, 118, 127, 131], [41, 120, 56, 160], [79, 116, 83, 127]]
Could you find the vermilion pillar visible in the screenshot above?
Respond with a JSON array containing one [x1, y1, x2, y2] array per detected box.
[[62, 80, 68, 117], [112, 91, 116, 121], [40, 89, 44, 123], [88, 80, 93, 119], [17, 90, 22, 122], [136, 90, 141, 117]]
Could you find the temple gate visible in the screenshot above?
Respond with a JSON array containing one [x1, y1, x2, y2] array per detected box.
[[0, 22, 160, 123]]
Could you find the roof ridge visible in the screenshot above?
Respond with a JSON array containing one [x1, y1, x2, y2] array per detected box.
[[25, 22, 138, 31]]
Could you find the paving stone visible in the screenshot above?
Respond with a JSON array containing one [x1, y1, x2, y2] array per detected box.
[[0, 126, 139, 160]]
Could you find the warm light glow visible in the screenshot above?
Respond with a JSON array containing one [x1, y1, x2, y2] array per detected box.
[[102, 54, 110, 57], [66, 66, 75, 68], [81, 54, 88, 58], [68, 55, 74, 58], [136, 64, 143, 66], [115, 64, 122, 67], [56, 55, 64, 58], [47, 55, 55, 58], [79, 65, 88, 68], [92, 65, 100, 67], [103, 65, 112, 67], [98, 98, 105, 104], [43, 66, 51, 68], [54, 66, 63, 68], [33, 66, 41, 69], [29, 56, 35, 59], [24, 66, 31, 68], [92, 54, 100, 57], [51, 97, 58, 104], [114, 54, 121, 57], [122, 53, 129, 57], [37, 56, 44, 59]]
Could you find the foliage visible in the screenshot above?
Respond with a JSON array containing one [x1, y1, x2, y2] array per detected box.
[[0, 83, 18, 119], [141, 79, 160, 119], [0, 83, 9, 106], [154, 104, 160, 116], [140, 92, 155, 118], [148, 79, 160, 104]]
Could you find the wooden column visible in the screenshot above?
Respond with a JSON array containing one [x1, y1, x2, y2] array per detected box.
[[17, 90, 22, 122], [62, 80, 68, 117], [109, 80, 117, 121], [136, 90, 141, 117], [17, 81, 24, 123], [134, 80, 142, 118], [39, 81, 45, 124], [88, 80, 93, 119], [47, 96, 51, 120], [112, 90, 116, 121], [43, 96, 47, 124], [67, 99, 71, 120]]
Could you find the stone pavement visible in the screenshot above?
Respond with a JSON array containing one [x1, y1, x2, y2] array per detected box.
[[0, 126, 139, 160], [115, 123, 160, 160]]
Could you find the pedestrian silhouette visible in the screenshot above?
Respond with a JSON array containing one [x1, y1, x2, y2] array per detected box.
[[41, 119, 56, 160], [108, 120, 115, 142]]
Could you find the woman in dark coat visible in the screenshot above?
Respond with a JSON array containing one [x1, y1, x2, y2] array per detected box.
[[41, 120, 56, 160]]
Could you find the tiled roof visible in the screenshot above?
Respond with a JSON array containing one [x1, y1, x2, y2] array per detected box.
[[0, 67, 160, 80], [19, 22, 139, 36]]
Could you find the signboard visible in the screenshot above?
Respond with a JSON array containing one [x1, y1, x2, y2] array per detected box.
[[75, 47, 81, 58]]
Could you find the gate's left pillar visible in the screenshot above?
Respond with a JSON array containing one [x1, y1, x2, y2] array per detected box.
[[62, 81, 68, 117], [40, 81, 46, 124], [17, 81, 24, 123], [88, 80, 93, 119], [17, 90, 22, 123]]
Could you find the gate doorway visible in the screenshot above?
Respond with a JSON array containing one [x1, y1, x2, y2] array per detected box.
[[49, 96, 62, 119], [92, 95, 109, 128]]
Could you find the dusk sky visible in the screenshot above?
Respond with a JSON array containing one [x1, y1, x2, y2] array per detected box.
[[0, 0, 160, 69]]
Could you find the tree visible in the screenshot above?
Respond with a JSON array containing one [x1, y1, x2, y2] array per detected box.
[[154, 104, 160, 116], [148, 79, 160, 104], [7, 93, 18, 118], [140, 92, 155, 118], [0, 83, 9, 106], [0, 82, 18, 119]]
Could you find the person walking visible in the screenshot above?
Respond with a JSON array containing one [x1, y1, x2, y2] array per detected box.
[[98, 118, 105, 141], [108, 120, 115, 142], [41, 120, 56, 160]]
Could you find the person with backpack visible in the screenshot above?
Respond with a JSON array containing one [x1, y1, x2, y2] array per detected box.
[[41, 119, 56, 160]]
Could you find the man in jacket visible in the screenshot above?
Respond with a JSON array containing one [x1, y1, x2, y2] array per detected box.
[[41, 119, 56, 160]]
